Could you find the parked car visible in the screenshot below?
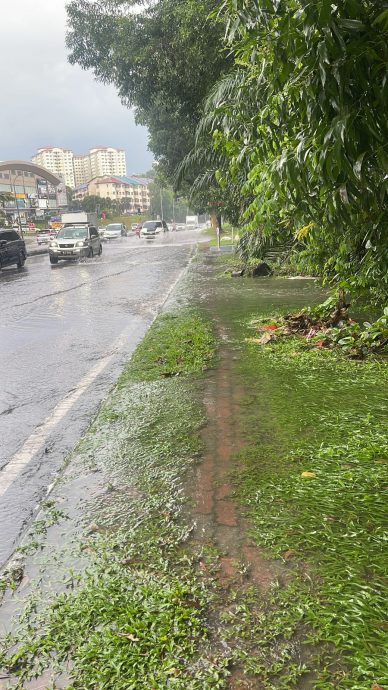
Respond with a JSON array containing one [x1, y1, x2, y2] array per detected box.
[[48, 225, 102, 264], [103, 223, 128, 239], [140, 220, 169, 237], [0, 229, 27, 270], [12, 222, 28, 232]]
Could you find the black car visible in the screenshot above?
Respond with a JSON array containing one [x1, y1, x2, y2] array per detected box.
[[0, 229, 27, 270]]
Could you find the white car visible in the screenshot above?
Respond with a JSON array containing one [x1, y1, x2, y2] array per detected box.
[[103, 223, 128, 239], [140, 220, 168, 237]]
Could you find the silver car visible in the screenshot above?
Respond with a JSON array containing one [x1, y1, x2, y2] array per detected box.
[[103, 223, 128, 239], [49, 225, 102, 264]]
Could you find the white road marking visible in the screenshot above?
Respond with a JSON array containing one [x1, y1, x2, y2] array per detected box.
[[0, 342, 120, 499], [0, 252, 194, 499]]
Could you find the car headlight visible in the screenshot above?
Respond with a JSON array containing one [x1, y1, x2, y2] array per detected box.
[[50, 241, 58, 247], [76, 241, 86, 247]]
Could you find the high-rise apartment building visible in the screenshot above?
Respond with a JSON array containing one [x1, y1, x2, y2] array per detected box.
[[89, 147, 127, 180], [73, 155, 92, 186], [32, 147, 75, 187], [31, 146, 127, 188]]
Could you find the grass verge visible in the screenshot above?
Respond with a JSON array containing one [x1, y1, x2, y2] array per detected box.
[[0, 310, 227, 689], [232, 323, 388, 689]]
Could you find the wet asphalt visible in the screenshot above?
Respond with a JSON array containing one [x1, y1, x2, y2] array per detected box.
[[0, 230, 202, 567]]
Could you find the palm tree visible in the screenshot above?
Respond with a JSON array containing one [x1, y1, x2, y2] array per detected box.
[[0, 192, 14, 206]]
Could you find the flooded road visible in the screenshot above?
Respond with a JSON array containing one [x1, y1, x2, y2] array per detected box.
[[0, 230, 202, 567]]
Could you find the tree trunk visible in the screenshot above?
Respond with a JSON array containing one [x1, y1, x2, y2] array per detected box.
[[210, 209, 218, 230]]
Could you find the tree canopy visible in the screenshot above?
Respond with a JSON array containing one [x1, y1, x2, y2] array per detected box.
[[67, 0, 388, 303], [209, 0, 388, 302], [66, 0, 230, 182]]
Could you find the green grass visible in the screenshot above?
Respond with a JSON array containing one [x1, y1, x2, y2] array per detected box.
[[0, 309, 225, 690], [232, 324, 388, 689], [127, 310, 216, 381], [108, 213, 150, 226]]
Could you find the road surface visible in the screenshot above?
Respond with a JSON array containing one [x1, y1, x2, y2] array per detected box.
[[0, 230, 202, 567]]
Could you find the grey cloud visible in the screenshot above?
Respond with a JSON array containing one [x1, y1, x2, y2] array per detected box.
[[0, 0, 153, 172]]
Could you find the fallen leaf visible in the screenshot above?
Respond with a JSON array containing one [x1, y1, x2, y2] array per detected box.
[[199, 560, 208, 574], [255, 323, 278, 331], [117, 633, 140, 642], [121, 558, 144, 567], [314, 340, 326, 348], [301, 471, 316, 478], [166, 668, 180, 675], [282, 549, 296, 561], [371, 684, 384, 690], [258, 332, 276, 345]]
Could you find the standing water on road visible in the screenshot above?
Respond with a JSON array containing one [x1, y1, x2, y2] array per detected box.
[[0, 233, 201, 566]]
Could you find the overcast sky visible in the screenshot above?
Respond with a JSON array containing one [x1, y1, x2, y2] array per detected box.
[[0, 0, 153, 173]]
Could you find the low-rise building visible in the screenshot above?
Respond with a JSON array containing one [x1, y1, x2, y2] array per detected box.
[[87, 175, 150, 212], [72, 184, 89, 202], [0, 161, 65, 225]]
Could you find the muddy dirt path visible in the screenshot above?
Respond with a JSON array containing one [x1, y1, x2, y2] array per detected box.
[[192, 332, 289, 689]]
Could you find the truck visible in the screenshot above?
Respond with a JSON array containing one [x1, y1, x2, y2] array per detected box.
[[61, 212, 97, 227], [185, 215, 199, 228]]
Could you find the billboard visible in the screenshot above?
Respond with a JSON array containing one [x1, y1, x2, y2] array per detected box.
[[37, 179, 48, 199], [56, 182, 68, 207]]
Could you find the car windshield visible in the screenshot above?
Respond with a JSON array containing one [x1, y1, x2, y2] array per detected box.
[[143, 221, 160, 230], [106, 224, 121, 231], [57, 226, 88, 239]]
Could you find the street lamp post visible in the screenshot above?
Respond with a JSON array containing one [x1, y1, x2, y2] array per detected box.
[[160, 187, 164, 221], [10, 170, 24, 237]]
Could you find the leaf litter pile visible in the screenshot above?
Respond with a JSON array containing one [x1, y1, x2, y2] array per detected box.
[[246, 297, 388, 358]]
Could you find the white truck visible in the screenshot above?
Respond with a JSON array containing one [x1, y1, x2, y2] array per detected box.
[[61, 212, 97, 227], [185, 215, 199, 229]]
